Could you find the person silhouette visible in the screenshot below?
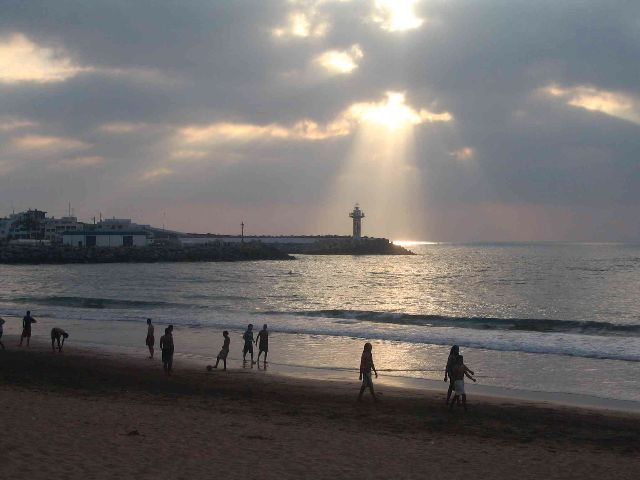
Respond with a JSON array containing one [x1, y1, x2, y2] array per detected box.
[[358, 342, 378, 402], [0, 316, 5, 350], [213, 331, 230, 370], [255, 324, 269, 365], [160, 327, 174, 375], [145, 318, 155, 359], [444, 345, 460, 405], [19, 311, 36, 347], [50, 327, 69, 352], [242, 324, 255, 365]]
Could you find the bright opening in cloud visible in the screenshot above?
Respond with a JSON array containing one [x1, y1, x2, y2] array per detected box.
[[315, 44, 363, 74], [0, 33, 89, 83], [543, 84, 640, 124], [349, 92, 452, 130], [272, 11, 328, 39], [316, 90, 451, 238], [371, 0, 424, 32], [175, 92, 450, 155]]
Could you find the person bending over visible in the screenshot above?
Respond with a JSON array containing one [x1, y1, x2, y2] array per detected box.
[[51, 327, 69, 352]]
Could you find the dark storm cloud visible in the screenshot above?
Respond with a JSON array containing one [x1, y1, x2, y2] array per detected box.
[[0, 0, 639, 240]]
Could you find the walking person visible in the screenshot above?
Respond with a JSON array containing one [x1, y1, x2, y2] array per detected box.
[[50, 327, 69, 352], [160, 327, 174, 375], [0, 316, 5, 350], [145, 318, 155, 359], [242, 324, 255, 365], [255, 324, 269, 365], [18, 311, 36, 347], [444, 345, 460, 405], [358, 342, 378, 402]]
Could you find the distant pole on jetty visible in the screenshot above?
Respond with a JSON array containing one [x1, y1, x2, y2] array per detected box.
[[349, 204, 365, 240], [241, 222, 244, 243]]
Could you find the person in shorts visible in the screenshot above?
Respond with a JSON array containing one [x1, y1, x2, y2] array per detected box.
[[50, 327, 69, 352], [242, 324, 255, 364], [449, 355, 476, 411], [255, 324, 269, 365], [19, 311, 36, 347], [145, 318, 155, 359], [213, 330, 230, 370], [0, 316, 5, 350], [358, 342, 378, 402]]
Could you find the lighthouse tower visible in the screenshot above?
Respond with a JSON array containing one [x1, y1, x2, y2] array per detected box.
[[349, 204, 365, 240]]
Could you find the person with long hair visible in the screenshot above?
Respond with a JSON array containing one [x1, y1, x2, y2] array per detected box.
[[444, 345, 460, 405]]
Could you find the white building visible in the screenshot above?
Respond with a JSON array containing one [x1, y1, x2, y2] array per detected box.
[[45, 216, 82, 241], [63, 230, 148, 248]]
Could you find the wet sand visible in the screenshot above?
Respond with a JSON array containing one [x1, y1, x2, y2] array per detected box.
[[0, 339, 639, 480]]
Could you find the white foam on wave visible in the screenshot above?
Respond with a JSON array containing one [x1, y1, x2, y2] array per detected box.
[[2, 302, 638, 362]]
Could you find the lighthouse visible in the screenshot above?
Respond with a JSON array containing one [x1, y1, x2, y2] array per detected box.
[[349, 204, 365, 240]]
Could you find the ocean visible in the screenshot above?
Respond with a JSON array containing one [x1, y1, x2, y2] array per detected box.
[[1, 242, 639, 404]]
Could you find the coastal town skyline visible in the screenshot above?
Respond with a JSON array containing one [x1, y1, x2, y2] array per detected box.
[[2, 1, 640, 242]]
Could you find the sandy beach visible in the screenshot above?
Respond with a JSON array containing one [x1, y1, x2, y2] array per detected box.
[[0, 337, 638, 480]]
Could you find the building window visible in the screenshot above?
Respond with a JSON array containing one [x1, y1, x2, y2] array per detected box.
[[123, 235, 133, 247]]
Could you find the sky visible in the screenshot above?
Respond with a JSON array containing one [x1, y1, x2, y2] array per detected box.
[[1, 0, 639, 241]]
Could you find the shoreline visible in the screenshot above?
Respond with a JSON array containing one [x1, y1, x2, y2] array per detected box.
[[1, 344, 639, 479], [2, 338, 640, 418], [1, 313, 639, 409]]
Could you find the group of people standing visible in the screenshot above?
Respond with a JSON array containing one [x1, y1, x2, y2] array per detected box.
[[145, 319, 175, 375], [144, 319, 269, 375], [0, 311, 69, 352]]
